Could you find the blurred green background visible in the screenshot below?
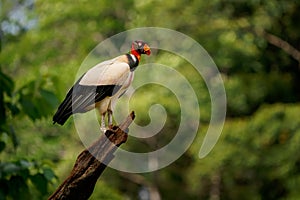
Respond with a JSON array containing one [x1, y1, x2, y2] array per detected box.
[[1, 0, 300, 199]]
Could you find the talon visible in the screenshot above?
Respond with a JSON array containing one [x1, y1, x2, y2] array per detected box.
[[100, 113, 106, 133], [108, 124, 114, 130], [100, 126, 107, 133], [107, 109, 113, 126]]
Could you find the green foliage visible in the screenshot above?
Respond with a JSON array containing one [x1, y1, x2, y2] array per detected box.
[[0, 60, 59, 200], [225, 72, 295, 116], [18, 80, 59, 121], [1, 1, 60, 199], [188, 104, 300, 199], [0, 68, 59, 151], [0, 66, 58, 199], [0, 159, 56, 199], [0, 70, 15, 125]]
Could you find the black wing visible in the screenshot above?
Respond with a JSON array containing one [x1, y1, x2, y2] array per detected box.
[[53, 76, 121, 125]]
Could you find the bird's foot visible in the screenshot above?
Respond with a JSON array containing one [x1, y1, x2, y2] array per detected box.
[[100, 124, 115, 133], [108, 124, 114, 130], [100, 126, 107, 133]]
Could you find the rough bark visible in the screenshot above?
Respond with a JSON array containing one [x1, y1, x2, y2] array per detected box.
[[48, 112, 135, 200]]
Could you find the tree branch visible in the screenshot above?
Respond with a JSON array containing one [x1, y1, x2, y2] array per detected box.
[[255, 29, 300, 67], [48, 111, 135, 200]]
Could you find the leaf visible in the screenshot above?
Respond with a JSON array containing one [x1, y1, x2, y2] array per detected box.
[[19, 159, 33, 169], [8, 125, 19, 149], [18, 81, 59, 120], [0, 124, 19, 149], [40, 89, 59, 109], [42, 167, 56, 182], [34, 89, 57, 117], [1, 162, 20, 176], [30, 173, 48, 195], [19, 93, 41, 120], [0, 70, 14, 96], [6, 102, 20, 116]]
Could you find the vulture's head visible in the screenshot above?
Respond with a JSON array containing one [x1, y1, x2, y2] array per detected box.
[[131, 40, 151, 56]]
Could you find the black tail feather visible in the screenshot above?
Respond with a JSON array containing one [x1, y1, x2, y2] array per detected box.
[[53, 112, 72, 125], [53, 88, 74, 125]]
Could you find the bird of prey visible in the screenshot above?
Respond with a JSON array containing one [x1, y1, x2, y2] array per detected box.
[[53, 40, 151, 131]]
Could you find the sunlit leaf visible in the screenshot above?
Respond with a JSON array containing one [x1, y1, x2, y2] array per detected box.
[[19, 160, 33, 169], [1, 162, 20, 176], [42, 167, 56, 182]]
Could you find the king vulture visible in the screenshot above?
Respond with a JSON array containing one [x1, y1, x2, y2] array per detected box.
[[53, 40, 151, 130]]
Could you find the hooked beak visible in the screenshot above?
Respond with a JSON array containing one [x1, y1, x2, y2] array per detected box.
[[143, 44, 151, 55]]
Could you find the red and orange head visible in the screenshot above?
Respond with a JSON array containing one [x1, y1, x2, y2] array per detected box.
[[131, 40, 151, 60]]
